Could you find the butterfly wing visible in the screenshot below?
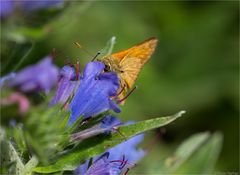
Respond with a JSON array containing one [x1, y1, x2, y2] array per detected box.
[[110, 38, 158, 101], [117, 37, 158, 88], [111, 37, 158, 64]]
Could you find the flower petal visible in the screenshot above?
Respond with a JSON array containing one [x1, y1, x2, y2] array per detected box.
[[68, 61, 120, 125], [20, 0, 63, 12], [9, 56, 59, 93], [0, 0, 14, 18], [50, 65, 78, 106]]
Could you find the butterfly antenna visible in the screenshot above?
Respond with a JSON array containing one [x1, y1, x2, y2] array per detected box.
[[74, 41, 94, 57], [74, 42, 101, 62], [91, 51, 101, 61], [117, 86, 137, 104]]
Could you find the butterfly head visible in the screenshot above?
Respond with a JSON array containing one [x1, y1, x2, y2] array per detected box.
[[100, 56, 124, 74]]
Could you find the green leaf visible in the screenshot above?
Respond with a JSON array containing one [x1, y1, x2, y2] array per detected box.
[[165, 132, 210, 171], [34, 111, 185, 173], [0, 127, 24, 175], [99, 36, 116, 57], [23, 156, 39, 175], [174, 132, 223, 173], [25, 104, 68, 165]]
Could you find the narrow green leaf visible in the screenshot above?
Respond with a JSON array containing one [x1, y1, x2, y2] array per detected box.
[[175, 132, 223, 173], [34, 111, 185, 173], [60, 111, 71, 130], [99, 36, 116, 57], [23, 156, 39, 175], [11, 42, 35, 72], [0, 127, 25, 175], [25, 104, 67, 164], [67, 115, 83, 134], [165, 132, 210, 171]]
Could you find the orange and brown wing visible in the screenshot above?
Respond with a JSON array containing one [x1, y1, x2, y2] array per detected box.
[[111, 37, 158, 64], [117, 37, 158, 89]]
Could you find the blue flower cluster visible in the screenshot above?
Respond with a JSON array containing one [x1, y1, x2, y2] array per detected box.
[[0, 0, 63, 18], [1, 57, 145, 174]]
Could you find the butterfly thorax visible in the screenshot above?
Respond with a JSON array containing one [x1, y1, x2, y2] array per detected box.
[[101, 56, 124, 74]]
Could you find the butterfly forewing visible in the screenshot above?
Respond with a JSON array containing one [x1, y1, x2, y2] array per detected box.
[[102, 37, 158, 103]]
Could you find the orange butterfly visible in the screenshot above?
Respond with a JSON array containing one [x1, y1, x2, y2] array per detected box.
[[100, 37, 158, 103]]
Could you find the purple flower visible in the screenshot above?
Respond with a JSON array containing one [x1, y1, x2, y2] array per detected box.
[[0, 0, 13, 18], [50, 65, 78, 106], [0, 0, 63, 18], [20, 0, 63, 12], [0, 72, 16, 88], [107, 133, 145, 163], [9, 56, 59, 93], [84, 153, 122, 175], [68, 61, 121, 125], [70, 115, 122, 142], [100, 115, 122, 133], [76, 124, 145, 175]]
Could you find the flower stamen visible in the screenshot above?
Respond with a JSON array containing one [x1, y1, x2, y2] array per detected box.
[[111, 84, 126, 99], [117, 86, 137, 104], [75, 60, 80, 80]]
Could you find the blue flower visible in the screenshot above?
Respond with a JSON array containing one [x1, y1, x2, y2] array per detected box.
[[71, 115, 122, 142], [0, 0, 63, 18], [100, 115, 122, 133], [0, 72, 16, 88], [20, 0, 63, 12], [68, 61, 121, 125], [50, 65, 78, 106], [84, 153, 122, 175], [0, 0, 13, 18], [76, 123, 145, 175], [9, 56, 59, 93], [107, 133, 145, 163]]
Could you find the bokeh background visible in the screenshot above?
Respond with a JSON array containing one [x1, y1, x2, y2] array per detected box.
[[1, 1, 239, 173]]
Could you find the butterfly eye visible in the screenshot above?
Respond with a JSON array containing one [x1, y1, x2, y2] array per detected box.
[[104, 64, 111, 72]]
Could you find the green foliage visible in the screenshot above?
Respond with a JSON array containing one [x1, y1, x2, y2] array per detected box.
[[174, 132, 223, 173], [34, 111, 185, 173], [0, 127, 38, 175], [24, 104, 69, 165], [159, 132, 223, 174], [0, 127, 25, 175], [165, 132, 210, 170], [99, 36, 116, 57]]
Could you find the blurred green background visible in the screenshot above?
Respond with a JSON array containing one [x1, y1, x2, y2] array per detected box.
[[1, 1, 239, 173]]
